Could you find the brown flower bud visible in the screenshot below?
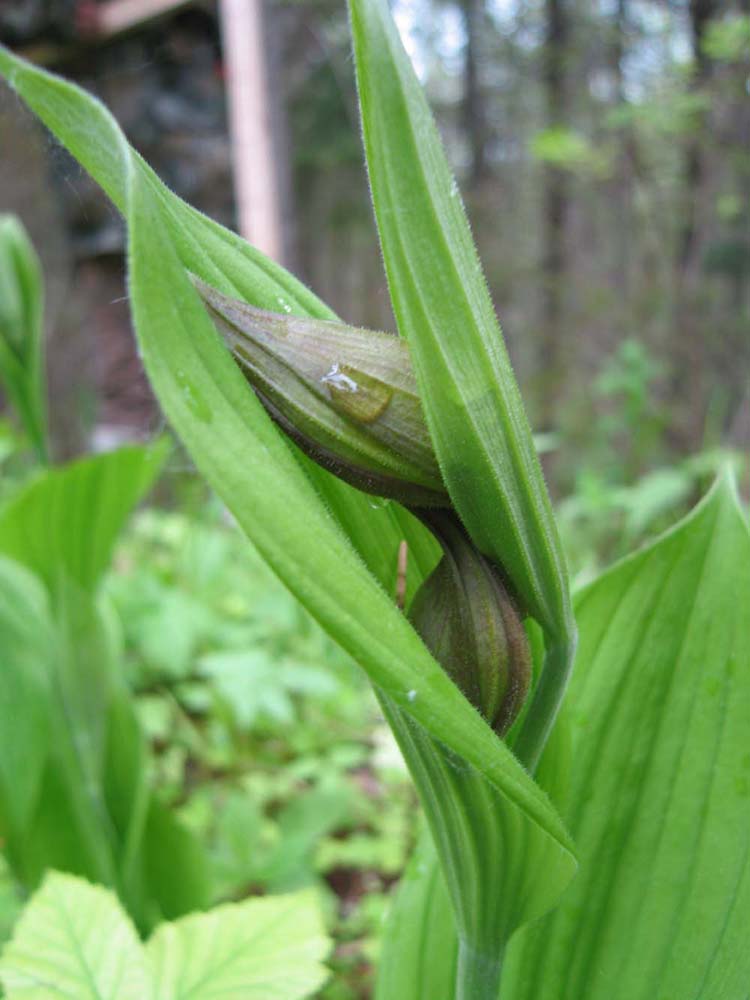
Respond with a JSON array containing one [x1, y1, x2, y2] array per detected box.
[[408, 510, 531, 736], [193, 278, 449, 508]]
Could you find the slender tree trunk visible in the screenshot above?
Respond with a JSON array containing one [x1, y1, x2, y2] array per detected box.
[[677, 0, 717, 276], [539, 0, 569, 428], [608, 0, 631, 304], [460, 0, 489, 189], [669, 0, 718, 449]]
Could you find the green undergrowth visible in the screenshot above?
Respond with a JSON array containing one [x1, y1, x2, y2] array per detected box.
[[107, 499, 417, 999]]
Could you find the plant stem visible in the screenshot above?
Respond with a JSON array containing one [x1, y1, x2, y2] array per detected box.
[[513, 631, 577, 773], [456, 939, 504, 1000]]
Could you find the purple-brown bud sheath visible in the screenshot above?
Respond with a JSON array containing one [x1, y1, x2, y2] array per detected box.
[[408, 510, 531, 736], [194, 279, 449, 508]]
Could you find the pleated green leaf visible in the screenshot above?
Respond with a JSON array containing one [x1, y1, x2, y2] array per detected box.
[[0, 443, 209, 927], [501, 475, 750, 1000], [375, 829, 456, 1000], [374, 701, 574, 999]]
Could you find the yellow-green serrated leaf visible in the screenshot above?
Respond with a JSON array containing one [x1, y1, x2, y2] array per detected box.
[[148, 890, 330, 1000], [0, 872, 148, 999]]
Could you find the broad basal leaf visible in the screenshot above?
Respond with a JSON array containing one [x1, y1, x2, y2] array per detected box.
[[0, 872, 148, 999], [501, 475, 750, 1000], [148, 890, 330, 1000]]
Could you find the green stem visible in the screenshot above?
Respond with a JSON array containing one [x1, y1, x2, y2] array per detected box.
[[456, 938, 504, 1000], [513, 630, 577, 772]]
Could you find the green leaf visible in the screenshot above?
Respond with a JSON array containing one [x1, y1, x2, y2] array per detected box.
[[0, 874, 329, 1000], [0, 444, 208, 928], [374, 699, 574, 1000], [347, 0, 571, 641], [0, 50, 577, 991], [375, 829, 457, 1000], [0, 41, 431, 594], [0, 872, 149, 999], [139, 799, 212, 923], [501, 475, 750, 999], [0, 444, 166, 594], [347, 0, 575, 774], [147, 890, 331, 1000], [126, 143, 575, 970], [0, 215, 48, 461], [0, 557, 54, 835], [0, 447, 167, 894]]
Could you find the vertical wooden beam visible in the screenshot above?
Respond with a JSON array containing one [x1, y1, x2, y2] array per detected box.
[[219, 0, 284, 261]]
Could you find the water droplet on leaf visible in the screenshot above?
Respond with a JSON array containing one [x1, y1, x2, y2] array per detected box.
[[175, 369, 212, 423]]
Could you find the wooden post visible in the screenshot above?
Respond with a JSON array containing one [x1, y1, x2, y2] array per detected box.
[[219, 0, 284, 261]]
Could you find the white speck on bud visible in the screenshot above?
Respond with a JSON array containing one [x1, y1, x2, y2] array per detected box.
[[407, 689, 418, 702], [321, 363, 358, 393]]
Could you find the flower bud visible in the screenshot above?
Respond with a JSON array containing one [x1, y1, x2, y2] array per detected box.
[[194, 279, 449, 508], [408, 510, 531, 736]]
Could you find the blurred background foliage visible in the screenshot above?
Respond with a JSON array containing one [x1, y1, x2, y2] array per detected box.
[[0, 0, 748, 995]]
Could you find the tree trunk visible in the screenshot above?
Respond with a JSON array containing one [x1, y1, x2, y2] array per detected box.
[[219, 0, 290, 265], [539, 0, 568, 428], [460, 0, 489, 189], [677, 0, 717, 276], [668, 0, 718, 449], [608, 0, 631, 304]]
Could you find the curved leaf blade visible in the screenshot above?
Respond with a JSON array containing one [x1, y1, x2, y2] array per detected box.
[[0, 50, 577, 980], [348, 0, 571, 643], [0, 42, 432, 588], [126, 157, 574, 872]]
